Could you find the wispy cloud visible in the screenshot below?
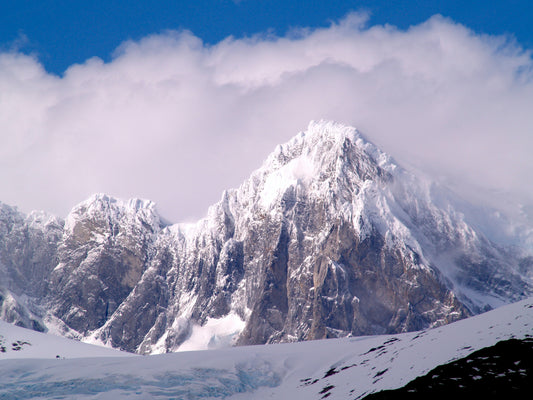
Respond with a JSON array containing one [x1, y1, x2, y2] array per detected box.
[[1, 13, 532, 222]]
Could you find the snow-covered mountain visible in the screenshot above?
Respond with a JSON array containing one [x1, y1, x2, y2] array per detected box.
[[0, 121, 532, 353], [1, 295, 531, 399]]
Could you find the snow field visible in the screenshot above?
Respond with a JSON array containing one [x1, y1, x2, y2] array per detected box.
[[1, 297, 532, 399]]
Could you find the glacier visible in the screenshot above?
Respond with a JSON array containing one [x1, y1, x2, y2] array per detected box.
[[1, 296, 532, 399]]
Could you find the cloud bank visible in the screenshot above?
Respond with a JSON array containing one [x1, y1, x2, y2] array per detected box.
[[1, 13, 532, 222]]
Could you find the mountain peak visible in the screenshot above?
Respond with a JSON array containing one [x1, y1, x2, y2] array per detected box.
[[306, 119, 360, 144], [250, 121, 396, 209], [265, 120, 361, 165], [63, 193, 162, 244], [66, 193, 160, 224], [75, 193, 157, 212], [262, 120, 397, 179]]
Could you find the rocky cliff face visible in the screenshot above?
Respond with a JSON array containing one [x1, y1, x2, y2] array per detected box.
[[49, 196, 164, 334], [1, 121, 531, 353], [0, 204, 62, 331]]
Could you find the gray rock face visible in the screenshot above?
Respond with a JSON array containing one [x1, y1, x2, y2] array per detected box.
[[0, 204, 62, 331], [49, 195, 164, 333], [0, 121, 531, 353]]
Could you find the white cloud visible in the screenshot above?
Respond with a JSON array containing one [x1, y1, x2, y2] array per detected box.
[[1, 13, 532, 223]]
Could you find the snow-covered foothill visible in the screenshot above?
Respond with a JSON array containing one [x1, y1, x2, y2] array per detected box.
[[0, 319, 131, 360]]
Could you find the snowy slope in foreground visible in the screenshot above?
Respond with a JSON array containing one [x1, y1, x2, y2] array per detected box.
[[0, 320, 132, 360], [0, 300, 531, 399]]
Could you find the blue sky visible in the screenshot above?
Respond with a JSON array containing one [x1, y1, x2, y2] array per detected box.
[[2, 0, 533, 75], [1, 1, 533, 225]]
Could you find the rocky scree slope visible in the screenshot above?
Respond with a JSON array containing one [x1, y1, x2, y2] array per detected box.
[[0, 121, 531, 353]]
